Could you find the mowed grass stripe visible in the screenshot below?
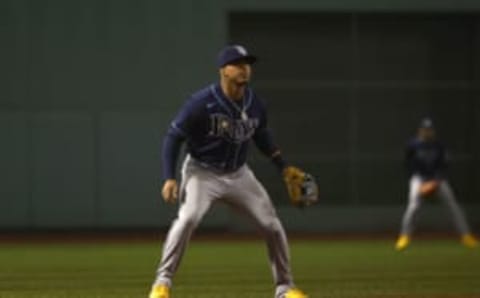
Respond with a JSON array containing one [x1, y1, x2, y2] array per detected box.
[[0, 239, 479, 297]]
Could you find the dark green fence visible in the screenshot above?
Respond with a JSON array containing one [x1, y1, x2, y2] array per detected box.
[[1, 0, 479, 231]]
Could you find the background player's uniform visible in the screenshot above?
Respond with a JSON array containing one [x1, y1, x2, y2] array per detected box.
[[153, 83, 297, 298], [397, 136, 474, 247]]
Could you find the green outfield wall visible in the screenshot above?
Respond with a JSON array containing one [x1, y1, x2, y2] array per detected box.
[[1, 0, 479, 232]]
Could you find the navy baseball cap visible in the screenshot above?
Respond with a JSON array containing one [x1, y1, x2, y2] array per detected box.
[[217, 45, 257, 68], [419, 117, 434, 129]]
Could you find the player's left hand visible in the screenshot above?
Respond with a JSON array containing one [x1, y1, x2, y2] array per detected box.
[[283, 166, 319, 207]]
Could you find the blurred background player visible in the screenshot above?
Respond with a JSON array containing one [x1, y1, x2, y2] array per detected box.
[[149, 45, 310, 298], [395, 118, 478, 251]]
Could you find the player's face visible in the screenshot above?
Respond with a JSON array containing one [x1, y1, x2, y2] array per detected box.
[[418, 127, 436, 141], [221, 60, 252, 86]]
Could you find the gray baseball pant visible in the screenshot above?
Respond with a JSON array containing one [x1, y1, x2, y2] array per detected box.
[[153, 155, 295, 298], [400, 175, 471, 236]]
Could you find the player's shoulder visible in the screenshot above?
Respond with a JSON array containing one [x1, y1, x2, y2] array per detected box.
[[407, 137, 421, 148], [180, 84, 215, 112], [409, 137, 420, 145], [246, 86, 266, 109], [247, 86, 261, 100], [192, 84, 214, 99], [188, 84, 213, 103]]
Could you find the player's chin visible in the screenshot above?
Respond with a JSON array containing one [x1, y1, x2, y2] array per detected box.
[[236, 78, 250, 86]]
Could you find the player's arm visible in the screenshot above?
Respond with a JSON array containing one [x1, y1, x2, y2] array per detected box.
[[420, 144, 448, 197], [161, 130, 184, 203], [252, 99, 318, 206], [253, 128, 287, 171], [251, 99, 287, 171], [161, 98, 200, 203]]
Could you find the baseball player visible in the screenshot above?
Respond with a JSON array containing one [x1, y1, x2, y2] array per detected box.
[[395, 118, 478, 251], [148, 45, 317, 298]]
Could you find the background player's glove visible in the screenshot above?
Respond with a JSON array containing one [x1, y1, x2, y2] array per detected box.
[[283, 166, 319, 207], [419, 180, 439, 197]]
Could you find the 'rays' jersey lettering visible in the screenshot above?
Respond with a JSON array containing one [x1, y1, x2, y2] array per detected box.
[[209, 113, 259, 143], [405, 138, 447, 180], [166, 83, 275, 174]]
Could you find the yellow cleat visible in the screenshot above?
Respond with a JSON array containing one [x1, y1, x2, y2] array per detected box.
[[149, 285, 170, 298], [285, 288, 308, 298], [461, 234, 478, 248], [395, 234, 410, 251]]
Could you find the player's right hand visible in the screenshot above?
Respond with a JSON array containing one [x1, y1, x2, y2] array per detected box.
[[162, 179, 178, 203]]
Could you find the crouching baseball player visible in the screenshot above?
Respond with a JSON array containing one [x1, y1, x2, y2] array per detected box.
[[149, 45, 318, 298], [395, 118, 478, 251]]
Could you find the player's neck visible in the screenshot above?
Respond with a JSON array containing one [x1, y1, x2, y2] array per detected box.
[[418, 135, 435, 143], [220, 80, 245, 101]]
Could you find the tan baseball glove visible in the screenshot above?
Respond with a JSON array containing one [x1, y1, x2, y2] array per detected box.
[[419, 180, 439, 197], [283, 166, 319, 207]]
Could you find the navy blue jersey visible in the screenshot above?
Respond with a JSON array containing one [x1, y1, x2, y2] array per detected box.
[[405, 137, 447, 180], [162, 83, 279, 179]]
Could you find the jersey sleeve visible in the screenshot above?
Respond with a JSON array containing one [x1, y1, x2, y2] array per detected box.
[[162, 98, 204, 180], [162, 132, 183, 180], [252, 97, 278, 156], [252, 97, 287, 170], [168, 98, 203, 139]]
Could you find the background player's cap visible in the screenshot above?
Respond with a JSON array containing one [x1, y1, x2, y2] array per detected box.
[[419, 117, 434, 129], [217, 45, 257, 68]]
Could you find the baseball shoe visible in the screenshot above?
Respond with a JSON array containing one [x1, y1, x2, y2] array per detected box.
[[149, 285, 170, 298], [461, 234, 478, 248], [285, 288, 308, 298], [395, 234, 410, 251]]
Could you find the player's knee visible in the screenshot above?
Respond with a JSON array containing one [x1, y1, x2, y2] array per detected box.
[[408, 203, 420, 213], [179, 214, 202, 230], [259, 218, 282, 234]]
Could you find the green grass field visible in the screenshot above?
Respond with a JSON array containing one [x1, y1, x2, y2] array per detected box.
[[0, 238, 479, 298]]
